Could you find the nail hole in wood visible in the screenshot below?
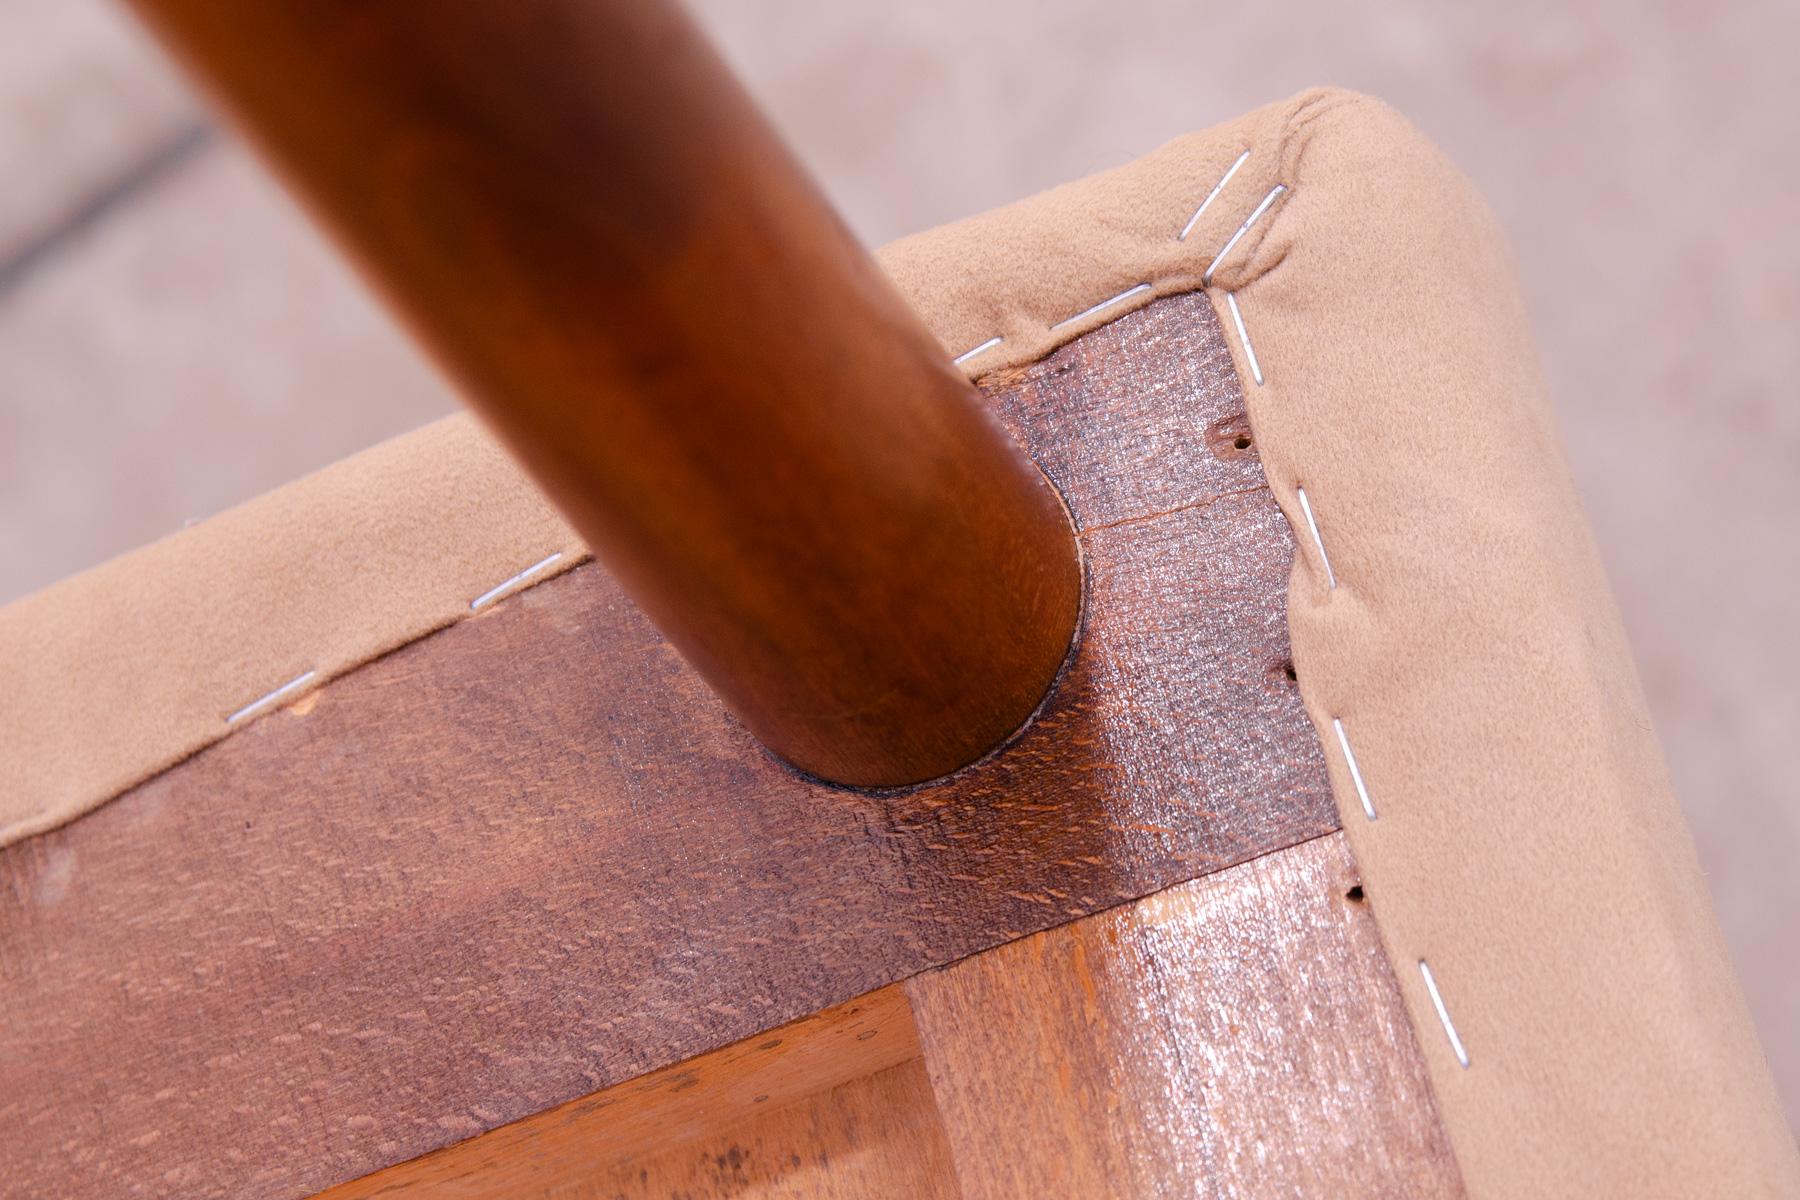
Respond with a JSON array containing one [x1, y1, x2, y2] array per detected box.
[[1206, 413, 1257, 460], [1345, 885, 1365, 903]]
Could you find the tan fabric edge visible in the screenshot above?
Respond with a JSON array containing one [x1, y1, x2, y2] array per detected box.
[[1, 418, 587, 843], [1211, 91, 1797, 1197], [890, 83, 1798, 1191], [875, 98, 1294, 372], [2, 87, 1792, 1197]]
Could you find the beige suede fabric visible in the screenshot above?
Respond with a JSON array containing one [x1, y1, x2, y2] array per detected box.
[[882, 91, 1797, 1193], [1, 88, 1791, 1196], [1209, 91, 1798, 1198], [0, 417, 585, 843]]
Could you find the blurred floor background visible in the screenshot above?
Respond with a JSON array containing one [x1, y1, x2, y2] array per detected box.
[[1, 0, 1794, 1128]]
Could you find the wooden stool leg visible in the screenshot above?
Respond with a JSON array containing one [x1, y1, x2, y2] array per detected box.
[[121, 0, 1081, 787]]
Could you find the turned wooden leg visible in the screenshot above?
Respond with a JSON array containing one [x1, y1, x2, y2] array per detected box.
[[124, 0, 1080, 787]]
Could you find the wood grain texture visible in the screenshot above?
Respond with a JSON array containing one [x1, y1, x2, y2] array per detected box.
[[318, 987, 928, 1199], [121, 0, 1080, 788], [0, 293, 1334, 1198], [560, 1060, 958, 1200], [906, 832, 1465, 1199], [564, 1059, 958, 1200]]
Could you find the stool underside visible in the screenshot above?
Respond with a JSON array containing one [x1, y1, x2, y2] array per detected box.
[[0, 293, 1454, 1197]]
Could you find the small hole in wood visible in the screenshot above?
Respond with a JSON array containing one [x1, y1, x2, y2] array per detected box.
[[1283, 661, 1297, 682], [1205, 414, 1257, 460], [1345, 885, 1365, 903]]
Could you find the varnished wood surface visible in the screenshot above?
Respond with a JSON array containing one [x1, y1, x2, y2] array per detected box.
[[314, 834, 1460, 1199], [0, 294, 1333, 1198], [121, 0, 1079, 787], [562, 1060, 958, 1200], [907, 832, 1466, 1199], [318, 988, 934, 1199]]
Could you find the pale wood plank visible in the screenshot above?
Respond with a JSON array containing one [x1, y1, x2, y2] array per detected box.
[[906, 831, 1465, 1199], [560, 1060, 959, 1200], [319, 988, 931, 1199]]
